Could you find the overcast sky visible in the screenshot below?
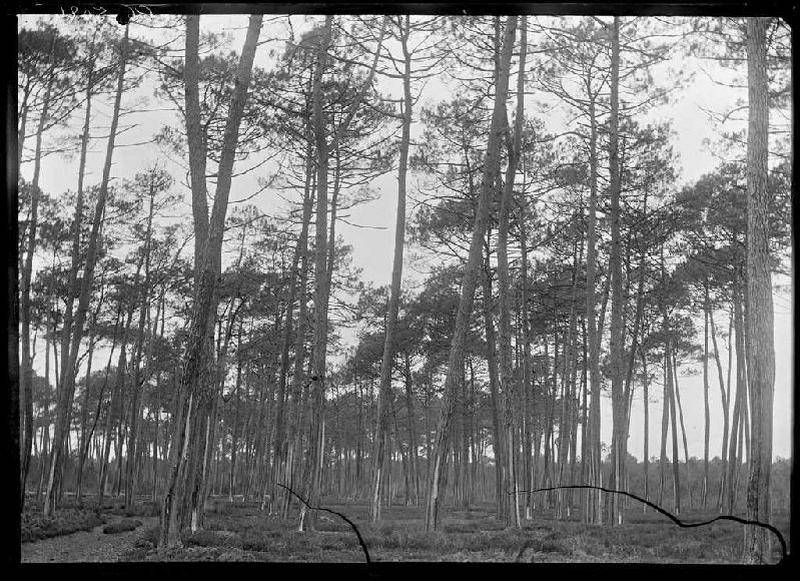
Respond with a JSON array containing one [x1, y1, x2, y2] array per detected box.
[[20, 13, 793, 461]]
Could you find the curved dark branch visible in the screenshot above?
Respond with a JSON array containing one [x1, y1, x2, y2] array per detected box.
[[277, 483, 371, 564]]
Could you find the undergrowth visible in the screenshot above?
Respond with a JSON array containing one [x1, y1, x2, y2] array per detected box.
[[111, 501, 791, 563], [21, 507, 105, 542], [103, 518, 143, 534]]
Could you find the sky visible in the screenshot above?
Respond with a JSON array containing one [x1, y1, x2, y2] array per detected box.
[[19, 13, 793, 461]]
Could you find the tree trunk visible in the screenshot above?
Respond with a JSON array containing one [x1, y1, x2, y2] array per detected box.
[[403, 354, 420, 506], [607, 15, 627, 527], [77, 309, 120, 502], [371, 15, 412, 523], [702, 281, 711, 508], [665, 339, 681, 515], [496, 15, 526, 529], [482, 242, 506, 519], [271, 173, 313, 513], [672, 353, 692, 509], [301, 14, 333, 534], [727, 288, 747, 514], [424, 15, 517, 532], [743, 16, 774, 563], [159, 13, 262, 547], [74, 330, 95, 500], [641, 345, 650, 509], [124, 174, 157, 508], [43, 26, 130, 517], [710, 307, 730, 511], [583, 66, 603, 526], [20, 34, 59, 511], [99, 306, 134, 508], [520, 223, 535, 519]]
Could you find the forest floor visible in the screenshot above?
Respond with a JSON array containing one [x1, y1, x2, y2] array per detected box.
[[21, 513, 158, 563], [20, 498, 790, 564]]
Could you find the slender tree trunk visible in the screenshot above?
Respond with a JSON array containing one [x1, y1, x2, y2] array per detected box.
[[583, 62, 604, 525], [229, 327, 243, 501], [124, 175, 157, 508], [727, 288, 746, 514], [702, 281, 711, 508], [300, 14, 333, 534], [710, 307, 730, 511], [521, 228, 535, 519], [371, 15, 413, 522], [159, 13, 262, 547], [43, 27, 130, 517], [18, 86, 29, 170], [59, 29, 101, 507], [496, 15, 526, 529], [282, 147, 315, 518], [666, 339, 681, 515], [424, 16, 517, 532], [659, 343, 669, 508], [641, 345, 650, 509], [74, 327, 96, 502], [76, 313, 119, 502], [99, 307, 134, 508], [607, 15, 627, 527], [271, 177, 313, 514], [672, 353, 692, 509], [20, 35, 59, 511], [403, 354, 420, 505], [482, 247, 505, 519], [557, 235, 579, 519]]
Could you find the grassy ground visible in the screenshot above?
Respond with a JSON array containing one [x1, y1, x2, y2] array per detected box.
[[21, 496, 161, 543], [122, 499, 790, 563], [21, 500, 106, 543]]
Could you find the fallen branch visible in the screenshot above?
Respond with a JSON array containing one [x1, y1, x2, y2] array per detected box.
[[513, 484, 787, 563], [277, 483, 371, 564]]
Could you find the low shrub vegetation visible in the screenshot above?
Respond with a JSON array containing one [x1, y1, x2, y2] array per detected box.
[[22, 508, 105, 542], [104, 501, 160, 518], [103, 518, 143, 534], [111, 502, 789, 563], [185, 529, 243, 549]]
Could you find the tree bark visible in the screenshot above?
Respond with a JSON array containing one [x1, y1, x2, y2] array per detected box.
[[727, 288, 747, 514], [665, 339, 681, 515], [496, 15, 526, 529], [607, 15, 627, 527], [583, 73, 603, 526], [301, 14, 333, 534], [743, 16, 774, 563], [710, 307, 730, 511], [520, 215, 535, 519], [672, 352, 692, 509], [482, 247, 505, 519], [641, 345, 650, 509], [403, 354, 420, 506]]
